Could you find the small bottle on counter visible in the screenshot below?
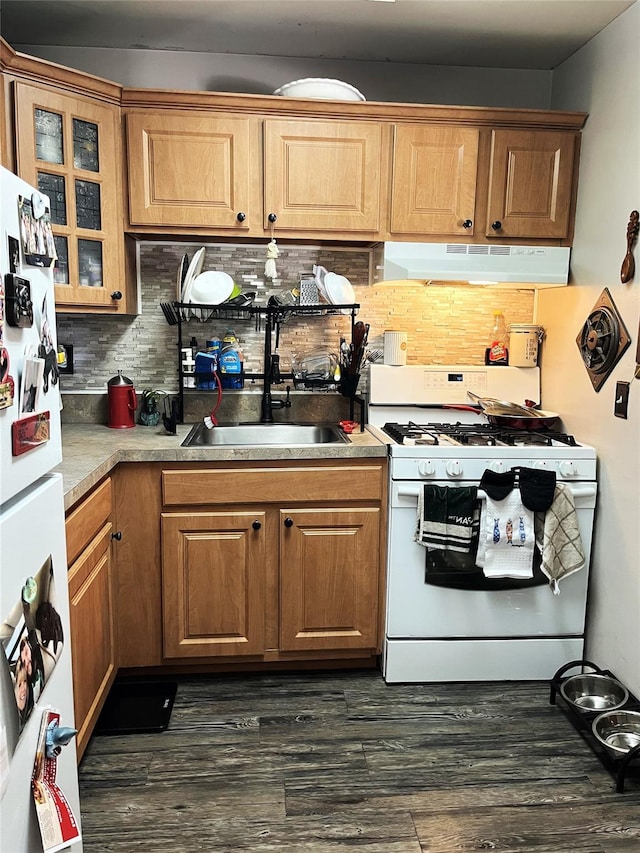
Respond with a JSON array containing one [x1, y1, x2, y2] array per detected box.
[[485, 310, 509, 365]]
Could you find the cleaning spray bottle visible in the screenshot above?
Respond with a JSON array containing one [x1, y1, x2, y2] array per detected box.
[[218, 329, 244, 389]]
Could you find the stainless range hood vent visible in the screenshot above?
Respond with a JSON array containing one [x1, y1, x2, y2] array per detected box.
[[379, 242, 571, 287]]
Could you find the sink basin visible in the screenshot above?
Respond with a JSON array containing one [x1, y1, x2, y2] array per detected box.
[[181, 422, 348, 447]]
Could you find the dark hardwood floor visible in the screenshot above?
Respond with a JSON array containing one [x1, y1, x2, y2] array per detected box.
[[78, 670, 640, 852]]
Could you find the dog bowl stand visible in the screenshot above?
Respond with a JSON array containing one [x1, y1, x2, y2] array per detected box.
[[550, 659, 640, 792]]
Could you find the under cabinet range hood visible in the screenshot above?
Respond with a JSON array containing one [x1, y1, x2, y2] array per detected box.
[[379, 242, 571, 287]]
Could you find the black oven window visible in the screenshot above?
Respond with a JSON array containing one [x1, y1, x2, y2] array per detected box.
[[424, 501, 546, 591]]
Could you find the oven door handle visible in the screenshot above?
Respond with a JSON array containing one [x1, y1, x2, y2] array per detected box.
[[397, 485, 597, 500]]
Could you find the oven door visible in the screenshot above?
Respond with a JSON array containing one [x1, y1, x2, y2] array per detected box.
[[386, 480, 596, 640]]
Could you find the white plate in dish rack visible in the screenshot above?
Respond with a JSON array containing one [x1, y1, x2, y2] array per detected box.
[[181, 247, 206, 303], [176, 253, 189, 300], [189, 271, 235, 305], [324, 272, 355, 308]]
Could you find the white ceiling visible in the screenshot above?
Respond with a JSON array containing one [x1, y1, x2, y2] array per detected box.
[[0, 0, 636, 70]]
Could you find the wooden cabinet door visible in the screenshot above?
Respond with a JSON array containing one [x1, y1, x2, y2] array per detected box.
[[390, 125, 479, 236], [162, 511, 266, 658], [126, 111, 252, 229], [486, 129, 577, 239], [14, 83, 125, 312], [68, 524, 116, 760], [279, 507, 380, 652], [263, 119, 382, 233]]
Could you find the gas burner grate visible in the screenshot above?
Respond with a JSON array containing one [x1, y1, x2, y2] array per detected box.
[[382, 421, 578, 447]]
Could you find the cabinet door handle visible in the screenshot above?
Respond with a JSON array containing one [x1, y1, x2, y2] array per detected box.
[[252, 520, 261, 530], [283, 517, 294, 528], [268, 213, 277, 223], [236, 212, 246, 222], [491, 220, 502, 231], [111, 531, 122, 541], [111, 291, 123, 301], [462, 219, 473, 229]]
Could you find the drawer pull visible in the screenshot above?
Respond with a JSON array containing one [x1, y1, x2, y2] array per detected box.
[[111, 531, 122, 541]]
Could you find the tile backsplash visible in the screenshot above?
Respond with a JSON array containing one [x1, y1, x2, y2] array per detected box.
[[57, 240, 534, 400]]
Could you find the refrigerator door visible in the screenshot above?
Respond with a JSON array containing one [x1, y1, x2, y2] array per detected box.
[[1, 167, 62, 506], [0, 474, 82, 852]]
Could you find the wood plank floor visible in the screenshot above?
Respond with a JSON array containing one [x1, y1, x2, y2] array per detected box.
[[78, 671, 640, 852]]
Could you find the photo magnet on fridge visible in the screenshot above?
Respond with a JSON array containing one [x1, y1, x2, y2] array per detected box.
[[18, 194, 56, 268], [0, 558, 65, 747], [19, 352, 45, 414], [5, 274, 34, 328], [8, 235, 20, 273]]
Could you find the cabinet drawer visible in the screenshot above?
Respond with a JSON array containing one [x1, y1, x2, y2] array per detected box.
[[65, 478, 112, 565], [162, 465, 384, 505]]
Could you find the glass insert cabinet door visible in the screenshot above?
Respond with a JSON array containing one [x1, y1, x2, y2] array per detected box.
[[14, 83, 124, 311]]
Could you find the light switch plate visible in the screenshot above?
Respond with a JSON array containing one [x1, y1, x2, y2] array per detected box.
[[614, 381, 630, 419]]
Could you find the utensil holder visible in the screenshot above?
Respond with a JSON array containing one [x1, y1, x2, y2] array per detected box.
[[338, 374, 360, 398]]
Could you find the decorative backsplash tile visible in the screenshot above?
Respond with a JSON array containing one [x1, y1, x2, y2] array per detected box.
[[57, 241, 534, 400]]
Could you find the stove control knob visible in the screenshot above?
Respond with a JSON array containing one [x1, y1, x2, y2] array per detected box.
[[489, 460, 505, 473], [446, 460, 463, 477], [418, 461, 435, 477], [559, 461, 578, 478], [533, 460, 550, 470]]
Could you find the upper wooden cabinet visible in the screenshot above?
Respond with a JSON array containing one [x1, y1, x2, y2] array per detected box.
[[263, 119, 382, 234], [389, 123, 579, 241], [125, 111, 383, 237], [126, 111, 254, 230], [485, 128, 576, 240], [390, 124, 479, 236], [1, 40, 135, 313], [4, 41, 587, 252], [15, 83, 126, 311]]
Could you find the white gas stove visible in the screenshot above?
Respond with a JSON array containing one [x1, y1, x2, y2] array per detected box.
[[368, 365, 597, 684]]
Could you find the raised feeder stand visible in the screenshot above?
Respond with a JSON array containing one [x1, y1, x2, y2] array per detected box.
[[550, 659, 640, 793]]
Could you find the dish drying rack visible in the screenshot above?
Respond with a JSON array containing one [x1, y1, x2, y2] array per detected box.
[[161, 300, 364, 424]]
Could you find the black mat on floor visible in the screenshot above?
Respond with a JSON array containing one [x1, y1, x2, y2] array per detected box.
[[94, 679, 178, 735]]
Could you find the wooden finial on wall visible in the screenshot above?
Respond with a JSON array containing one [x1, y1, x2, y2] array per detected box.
[[621, 209, 639, 283]]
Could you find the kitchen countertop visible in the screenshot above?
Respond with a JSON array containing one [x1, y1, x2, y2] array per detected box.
[[56, 422, 388, 511]]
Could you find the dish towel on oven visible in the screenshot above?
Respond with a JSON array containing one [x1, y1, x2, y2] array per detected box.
[[480, 489, 535, 578], [534, 482, 585, 594], [414, 485, 478, 552]]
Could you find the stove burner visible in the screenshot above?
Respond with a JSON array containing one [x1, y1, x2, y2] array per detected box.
[[382, 422, 579, 447]]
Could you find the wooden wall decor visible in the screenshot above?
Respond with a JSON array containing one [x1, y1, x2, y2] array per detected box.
[[621, 209, 639, 283]]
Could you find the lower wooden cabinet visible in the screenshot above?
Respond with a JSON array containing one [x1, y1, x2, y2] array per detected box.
[[279, 507, 381, 652], [114, 460, 387, 669], [65, 477, 117, 760], [161, 511, 266, 658]]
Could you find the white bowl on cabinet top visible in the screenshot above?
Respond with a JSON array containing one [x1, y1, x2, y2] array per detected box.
[[273, 78, 366, 101]]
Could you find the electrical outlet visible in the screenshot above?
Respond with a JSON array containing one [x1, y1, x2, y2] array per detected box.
[[614, 381, 629, 419]]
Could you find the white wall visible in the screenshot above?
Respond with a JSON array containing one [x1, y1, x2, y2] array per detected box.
[[539, 2, 639, 694], [14, 44, 552, 108]]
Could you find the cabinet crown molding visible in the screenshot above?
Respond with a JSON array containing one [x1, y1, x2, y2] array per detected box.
[[2, 38, 586, 129]]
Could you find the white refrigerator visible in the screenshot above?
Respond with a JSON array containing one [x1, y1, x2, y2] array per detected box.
[[1, 166, 82, 852]]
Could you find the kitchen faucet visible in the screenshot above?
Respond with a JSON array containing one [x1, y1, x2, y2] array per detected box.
[[260, 311, 291, 422]]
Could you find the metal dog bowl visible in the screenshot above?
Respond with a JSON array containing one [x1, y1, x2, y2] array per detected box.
[[560, 673, 629, 712], [592, 710, 640, 756]]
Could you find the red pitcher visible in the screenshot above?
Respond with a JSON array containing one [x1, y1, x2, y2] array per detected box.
[[107, 371, 137, 429]]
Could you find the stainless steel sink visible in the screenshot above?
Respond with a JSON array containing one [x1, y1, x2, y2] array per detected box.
[[181, 422, 348, 447]]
